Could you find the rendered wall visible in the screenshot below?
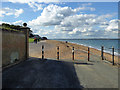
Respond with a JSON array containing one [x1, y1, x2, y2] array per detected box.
[[2, 29, 28, 67]]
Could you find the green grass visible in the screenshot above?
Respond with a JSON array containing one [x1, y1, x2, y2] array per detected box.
[[0, 26, 23, 32], [29, 38, 34, 43]]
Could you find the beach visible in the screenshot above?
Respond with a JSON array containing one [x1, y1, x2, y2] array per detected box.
[[29, 40, 119, 65]]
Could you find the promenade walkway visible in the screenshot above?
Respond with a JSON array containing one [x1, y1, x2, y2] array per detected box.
[[2, 41, 118, 88]]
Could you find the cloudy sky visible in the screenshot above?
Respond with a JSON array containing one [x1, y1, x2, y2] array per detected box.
[[1, 0, 119, 39]]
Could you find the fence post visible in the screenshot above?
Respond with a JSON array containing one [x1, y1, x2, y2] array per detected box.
[[57, 46, 59, 60], [42, 45, 44, 59], [112, 46, 114, 65], [72, 47, 74, 60], [101, 46, 104, 60], [88, 47, 90, 61]]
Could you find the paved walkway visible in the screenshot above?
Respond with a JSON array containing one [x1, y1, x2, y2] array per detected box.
[[2, 41, 118, 88], [3, 57, 118, 88]]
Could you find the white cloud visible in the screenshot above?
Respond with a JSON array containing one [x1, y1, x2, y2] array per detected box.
[[0, 3, 116, 38], [28, 2, 45, 12], [28, 4, 96, 27], [0, 7, 23, 18], [74, 5, 95, 12], [105, 19, 119, 32], [28, 4, 77, 26], [82, 3, 92, 6], [74, 7, 95, 12], [27, 4, 118, 38], [73, 3, 95, 12], [3, 0, 60, 3], [54, 13, 118, 38], [14, 9, 24, 17], [2, 0, 119, 3], [12, 20, 23, 25], [0, 21, 10, 24]]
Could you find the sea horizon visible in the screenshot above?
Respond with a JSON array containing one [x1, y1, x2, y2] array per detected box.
[[51, 38, 119, 40]]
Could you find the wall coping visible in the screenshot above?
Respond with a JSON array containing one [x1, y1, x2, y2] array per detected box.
[[1, 29, 25, 34]]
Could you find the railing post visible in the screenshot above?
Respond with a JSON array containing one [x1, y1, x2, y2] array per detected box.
[[112, 46, 114, 65], [72, 47, 74, 60], [57, 46, 59, 60], [101, 46, 104, 60], [88, 47, 90, 61], [42, 45, 44, 59]]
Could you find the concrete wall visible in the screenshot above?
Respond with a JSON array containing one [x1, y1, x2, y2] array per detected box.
[[0, 30, 2, 67], [2, 29, 28, 67], [0, 29, 2, 90]]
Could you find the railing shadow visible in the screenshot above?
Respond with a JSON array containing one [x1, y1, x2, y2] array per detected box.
[[74, 62, 93, 65]]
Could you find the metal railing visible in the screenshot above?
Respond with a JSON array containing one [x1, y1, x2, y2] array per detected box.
[[41, 45, 119, 66]]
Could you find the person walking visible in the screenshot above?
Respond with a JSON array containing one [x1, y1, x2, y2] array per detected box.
[[34, 38, 37, 44]]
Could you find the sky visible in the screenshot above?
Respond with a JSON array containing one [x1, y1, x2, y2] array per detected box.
[[0, 0, 119, 39]]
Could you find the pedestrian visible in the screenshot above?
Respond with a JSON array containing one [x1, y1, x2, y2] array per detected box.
[[34, 38, 35, 43], [34, 38, 37, 44]]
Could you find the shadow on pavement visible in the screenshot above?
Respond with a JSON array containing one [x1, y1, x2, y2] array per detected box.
[[2, 57, 84, 88], [74, 62, 93, 65]]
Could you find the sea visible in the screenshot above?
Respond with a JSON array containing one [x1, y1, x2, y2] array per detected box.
[[53, 39, 119, 56]]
